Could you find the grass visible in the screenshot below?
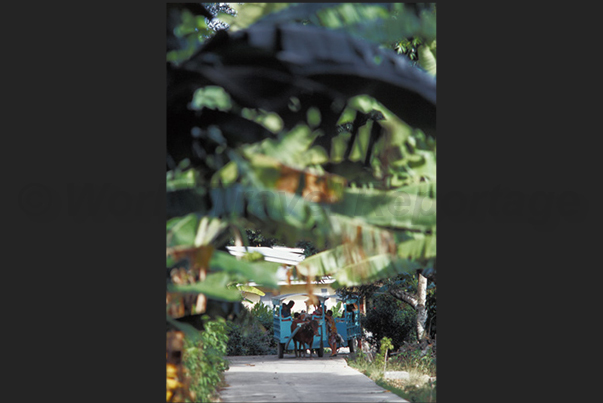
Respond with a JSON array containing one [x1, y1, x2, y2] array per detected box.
[[376, 377, 436, 403], [345, 351, 436, 403]]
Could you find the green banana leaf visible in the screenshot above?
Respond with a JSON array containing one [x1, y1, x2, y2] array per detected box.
[[329, 214, 436, 262], [166, 167, 197, 191], [208, 183, 332, 247], [316, 3, 436, 45], [218, 3, 291, 32], [392, 182, 436, 199], [395, 232, 437, 261], [334, 254, 422, 286], [418, 45, 437, 76], [236, 284, 266, 296], [329, 187, 436, 231], [246, 124, 330, 169], [166, 214, 198, 248], [255, 3, 436, 46], [167, 272, 242, 301], [166, 214, 227, 249], [326, 213, 397, 254], [296, 243, 421, 286], [209, 251, 279, 289]]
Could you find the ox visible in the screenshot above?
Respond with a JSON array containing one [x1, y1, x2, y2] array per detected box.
[[290, 319, 319, 358]]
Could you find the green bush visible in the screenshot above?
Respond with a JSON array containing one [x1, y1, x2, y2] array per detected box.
[[226, 321, 276, 355], [250, 303, 273, 333], [226, 304, 276, 355], [362, 293, 417, 351], [182, 316, 229, 402]]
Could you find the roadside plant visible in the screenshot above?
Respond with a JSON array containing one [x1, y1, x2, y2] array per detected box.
[[182, 316, 229, 402], [226, 304, 276, 355], [380, 336, 394, 373]]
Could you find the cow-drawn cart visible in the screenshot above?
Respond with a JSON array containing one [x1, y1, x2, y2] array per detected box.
[[273, 293, 327, 358], [272, 293, 362, 358]]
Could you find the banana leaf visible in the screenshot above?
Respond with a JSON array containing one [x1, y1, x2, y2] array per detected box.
[[167, 272, 242, 301], [333, 254, 422, 286], [218, 3, 292, 32], [182, 23, 436, 138], [253, 3, 435, 46], [418, 45, 437, 76], [237, 151, 347, 203], [166, 214, 227, 249], [209, 251, 279, 288], [395, 232, 437, 261], [236, 284, 266, 296], [329, 187, 436, 231], [208, 183, 333, 247], [296, 243, 421, 286]]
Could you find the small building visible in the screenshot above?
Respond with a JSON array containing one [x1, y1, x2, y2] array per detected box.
[[226, 245, 342, 313]]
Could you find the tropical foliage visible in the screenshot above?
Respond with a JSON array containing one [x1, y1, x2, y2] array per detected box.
[[180, 316, 229, 402], [166, 3, 436, 401], [226, 303, 277, 356]]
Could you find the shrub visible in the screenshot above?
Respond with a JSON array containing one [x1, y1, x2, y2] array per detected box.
[[182, 316, 229, 402], [250, 303, 273, 333], [226, 304, 276, 355], [362, 293, 417, 351], [226, 321, 276, 355]]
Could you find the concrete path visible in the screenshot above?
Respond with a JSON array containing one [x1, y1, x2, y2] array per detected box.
[[219, 353, 409, 402]]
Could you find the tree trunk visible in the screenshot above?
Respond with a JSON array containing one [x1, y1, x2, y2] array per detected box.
[[387, 271, 429, 341], [387, 288, 418, 307], [416, 272, 427, 340]]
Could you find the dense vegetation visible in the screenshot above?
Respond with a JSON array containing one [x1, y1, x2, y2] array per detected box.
[[225, 303, 276, 356], [166, 3, 436, 402]]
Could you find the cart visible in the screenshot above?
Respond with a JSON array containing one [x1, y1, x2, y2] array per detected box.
[[272, 293, 329, 358], [333, 294, 362, 352]]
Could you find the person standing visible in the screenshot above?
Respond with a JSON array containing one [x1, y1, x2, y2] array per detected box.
[[325, 310, 338, 357]]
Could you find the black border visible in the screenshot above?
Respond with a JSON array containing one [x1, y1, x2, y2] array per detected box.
[[10, 2, 166, 400], [437, 2, 595, 402]]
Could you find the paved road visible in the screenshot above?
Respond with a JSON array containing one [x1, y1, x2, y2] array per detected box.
[[219, 353, 409, 402]]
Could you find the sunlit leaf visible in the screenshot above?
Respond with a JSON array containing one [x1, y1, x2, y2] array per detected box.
[[167, 272, 242, 301], [211, 161, 238, 186], [166, 215, 227, 249], [307, 106, 321, 128], [194, 216, 228, 247], [296, 243, 420, 286], [191, 86, 233, 111], [209, 251, 279, 288], [330, 187, 436, 231], [219, 3, 291, 32], [167, 168, 197, 191], [334, 254, 421, 286], [396, 232, 437, 261], [235, 284, 266, 296], [418, 45, 437, 76], [239, 152, 347, 203], [166, 214, 198, 248]]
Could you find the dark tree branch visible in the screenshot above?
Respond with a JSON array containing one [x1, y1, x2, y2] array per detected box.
[[387, 287, 418, 309]]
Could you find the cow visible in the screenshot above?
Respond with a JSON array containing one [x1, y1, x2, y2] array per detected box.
[[290, 319, 319, 358]]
